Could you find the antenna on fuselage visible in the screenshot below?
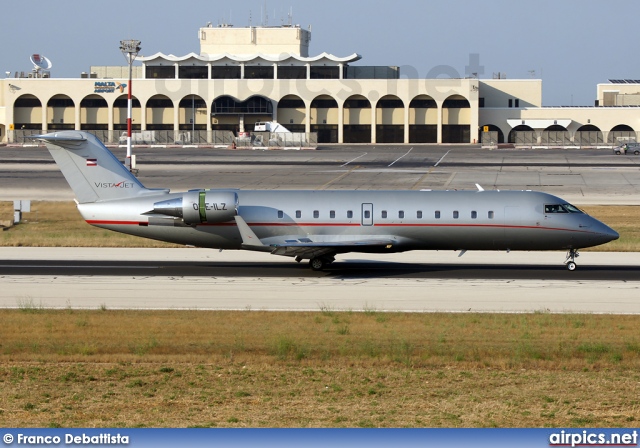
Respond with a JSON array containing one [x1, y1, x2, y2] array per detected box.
[[475, 183, 485, 192]]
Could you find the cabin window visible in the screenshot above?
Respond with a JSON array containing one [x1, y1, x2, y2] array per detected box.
[[488, 211, 494, 219], [347, 210, 353, 219], [417, 211, 422, 219], [435, 211, 441, 219], [399, 211, 404, 219], [381, 211, 387, 219], [277, 210, 284, 219], [296, 210, 301, 219], [453, 211, 459, 219], [330, 210, 335, 219], [471, 211, 477, 219], [313, 210, 319, 218]]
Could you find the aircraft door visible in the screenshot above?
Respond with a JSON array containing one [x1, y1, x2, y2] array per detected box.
[[362, 203, 373, 226]]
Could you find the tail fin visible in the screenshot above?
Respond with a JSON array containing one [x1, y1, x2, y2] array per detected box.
[[35, 131, 158, 203]]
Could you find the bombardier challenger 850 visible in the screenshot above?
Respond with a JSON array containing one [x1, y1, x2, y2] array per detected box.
[[34, 131, 618, 271]]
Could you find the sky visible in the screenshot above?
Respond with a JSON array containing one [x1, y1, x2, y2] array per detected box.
[[2, 0, 638, 106]]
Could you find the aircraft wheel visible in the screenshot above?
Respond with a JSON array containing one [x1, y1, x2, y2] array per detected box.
[[309, 258, 325, 271], [566, 261, 577, 271]]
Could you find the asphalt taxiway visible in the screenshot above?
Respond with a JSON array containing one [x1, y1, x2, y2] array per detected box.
[[0, 248, 638, 313], [2, 144, 640, 204]]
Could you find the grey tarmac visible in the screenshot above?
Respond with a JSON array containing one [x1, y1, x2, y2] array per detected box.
[[0, 248, 638, 313]]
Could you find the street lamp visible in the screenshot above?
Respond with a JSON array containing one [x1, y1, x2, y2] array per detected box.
[[119, 39, 141, 171]]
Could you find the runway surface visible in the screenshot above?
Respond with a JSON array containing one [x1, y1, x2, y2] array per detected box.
[[1, 248, 638, 313]]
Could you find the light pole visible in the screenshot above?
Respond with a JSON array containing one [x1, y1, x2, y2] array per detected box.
[[119, 39, 141, 171]]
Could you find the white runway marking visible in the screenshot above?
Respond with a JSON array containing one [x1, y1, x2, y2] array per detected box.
[[340, 152, 367, 167], [388, 147, 413, 167], [434, 150, 451, 167]]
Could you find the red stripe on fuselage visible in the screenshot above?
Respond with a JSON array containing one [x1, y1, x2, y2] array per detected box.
[[86, 220, 595, 234]]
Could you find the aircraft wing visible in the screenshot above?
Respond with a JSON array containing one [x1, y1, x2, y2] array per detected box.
[[269, 239, 395, 258], [234, 216, 394, 258]]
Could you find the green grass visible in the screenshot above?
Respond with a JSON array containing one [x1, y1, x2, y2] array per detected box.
[[3, 308, 640, 427]]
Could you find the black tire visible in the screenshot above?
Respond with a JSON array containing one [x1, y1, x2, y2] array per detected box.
[[309, 258, 325, 271], [566, 261, 577, 271], [615, 150, 621, 155], [634, 150, 639, 155]]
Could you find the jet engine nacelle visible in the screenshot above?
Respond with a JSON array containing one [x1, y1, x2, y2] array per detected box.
[[153, 190, 238, 224]]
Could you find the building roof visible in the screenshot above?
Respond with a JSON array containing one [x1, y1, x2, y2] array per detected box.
[[138, 52, 361, 64]]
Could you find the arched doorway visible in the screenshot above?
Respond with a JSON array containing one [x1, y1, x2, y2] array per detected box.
[[608, 124, 636, 144], [146, 95, 174, 131], [409, 95, 437, 143], [442, 95, 470, 143], [343, 95, 371, 143], [80, 95, 108, 131], [13, 94, 42, 130], [311, 95, 338, 143], [277, 95, 306, 133], [211, 95, 273, 134], [113, 94, 141, 132], [178, 95, 207, 143], [47, 95, 75, 130], [575, 124, 603, 146], [480, 124, 504, 144], [376, 95, 404, 143], [508, 124, 535, 145], [542, 124, 569, 146]]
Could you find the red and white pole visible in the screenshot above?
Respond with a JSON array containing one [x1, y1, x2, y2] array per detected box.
[[119, 40, 141, 172], [126, 58, 133, 170]]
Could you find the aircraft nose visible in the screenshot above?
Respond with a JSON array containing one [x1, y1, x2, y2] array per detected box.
[[597, 222, 619, 243]]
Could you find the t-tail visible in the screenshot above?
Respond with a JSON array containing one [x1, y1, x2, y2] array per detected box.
[[34, 131, 162, 203]]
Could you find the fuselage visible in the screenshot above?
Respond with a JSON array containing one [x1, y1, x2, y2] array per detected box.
[[78, 189, 619, 253]]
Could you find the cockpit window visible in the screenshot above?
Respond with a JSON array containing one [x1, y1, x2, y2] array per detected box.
[[545, 204, 567, 213], [563, 203, 583, 213], [544, 204, 583, 214]]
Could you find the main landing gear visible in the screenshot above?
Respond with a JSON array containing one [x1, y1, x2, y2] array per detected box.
[[564, 249, 580, 271], [308, 256, 335, 271]]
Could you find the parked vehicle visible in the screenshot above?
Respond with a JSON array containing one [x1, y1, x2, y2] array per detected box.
[[614, 143, 640, 155]]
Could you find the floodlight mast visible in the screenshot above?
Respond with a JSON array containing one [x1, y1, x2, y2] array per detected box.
[[119, 40, 141, 171]]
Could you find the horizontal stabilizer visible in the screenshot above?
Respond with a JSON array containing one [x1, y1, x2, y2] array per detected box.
[[29, 133, 87, 144]]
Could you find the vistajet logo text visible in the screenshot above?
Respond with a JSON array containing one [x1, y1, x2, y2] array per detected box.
[[549, 430, 638, 447], [95, 181, 135, 189]]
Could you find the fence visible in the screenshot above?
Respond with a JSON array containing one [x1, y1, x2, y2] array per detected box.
[[509, 130, 636, 147], [235, 132, 318, 148], [10, 129, 236, 145]]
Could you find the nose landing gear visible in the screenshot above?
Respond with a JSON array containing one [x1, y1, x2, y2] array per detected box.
[[564, 249, 579, 271]]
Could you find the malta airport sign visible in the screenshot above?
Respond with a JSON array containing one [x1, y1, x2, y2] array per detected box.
[[94, 82, 127, 94]]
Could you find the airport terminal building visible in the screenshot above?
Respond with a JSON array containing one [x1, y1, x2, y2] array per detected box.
[[1, 23, 640, 146]]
